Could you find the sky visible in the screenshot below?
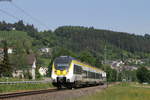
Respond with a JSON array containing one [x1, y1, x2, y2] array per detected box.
[[0, 0, 150, 35]]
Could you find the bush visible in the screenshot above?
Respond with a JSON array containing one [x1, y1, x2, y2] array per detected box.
[[136, 67, 150, 83]]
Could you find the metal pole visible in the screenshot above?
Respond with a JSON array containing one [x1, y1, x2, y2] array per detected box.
[[104, 41, 108, 88]]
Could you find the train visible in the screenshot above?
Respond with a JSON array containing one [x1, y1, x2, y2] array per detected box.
[[51, 56, 106, 89]]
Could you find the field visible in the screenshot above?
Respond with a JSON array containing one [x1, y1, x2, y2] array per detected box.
[[72, 83, 150, 100], [0, 83, 53, 93]]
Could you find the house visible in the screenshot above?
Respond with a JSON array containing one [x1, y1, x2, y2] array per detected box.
[[40, 48, 50, 53], [12, 54, 37, 80], [26, 54, 36, 80], [12, 27, 16, 31], [0, 48, 13, 54], [39, 67, 48, 76], [111, 60, 124, 68], [0, 48, 13, 61], [127, 59, 144, 65], [12, 70, 24, 78]]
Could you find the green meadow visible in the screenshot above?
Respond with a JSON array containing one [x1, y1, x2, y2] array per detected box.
[[73, 83, 150, 100], [0, 83, 53, 93]]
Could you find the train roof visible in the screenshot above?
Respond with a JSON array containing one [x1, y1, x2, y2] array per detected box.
[[58, 56, 76, 60]]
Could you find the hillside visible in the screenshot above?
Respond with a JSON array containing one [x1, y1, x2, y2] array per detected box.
[[54, 26, 150, 59], [0, 21, 150, 66], [0, 21, 150, 82]]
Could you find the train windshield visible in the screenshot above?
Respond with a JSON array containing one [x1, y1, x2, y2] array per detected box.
[[55, 64, 69, 70], [54, 56, 72, 70]]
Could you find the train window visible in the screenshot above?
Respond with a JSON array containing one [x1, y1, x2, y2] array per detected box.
[[74, 65, 82, 74], [88, 71, 91, 78], [87, 71, 95, 79], [83, 70, 87, 78], [100, 74, 102, 78], [55, 64, 69, 70], [54, 56, 72, 70], [96, 73, 98, 79], [91, 72, 94, 78], [95, 73, 102, 79], [97, 74, 99, 78]]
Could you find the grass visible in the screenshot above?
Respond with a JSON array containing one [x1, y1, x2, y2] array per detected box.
[[72, 83, 150, 100], [0, 77, 29, 82], [130, 82, 150, 87], [0, 83, 53, 93]]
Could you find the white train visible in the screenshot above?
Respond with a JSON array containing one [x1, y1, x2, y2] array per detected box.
[[51, 56, 106, 89]]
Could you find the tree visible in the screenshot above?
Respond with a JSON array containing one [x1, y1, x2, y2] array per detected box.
[[102, 65, 117, 82], [78, 50, 96, 66], [136, 67, 149, 83], [0, 41, 12, 77], [14, 20, 26, 31], [147, 71, 150, 83], [10, 39, 31, 70]]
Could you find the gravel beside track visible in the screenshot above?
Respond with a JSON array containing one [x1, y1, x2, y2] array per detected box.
[[1, 85, 108, 100]]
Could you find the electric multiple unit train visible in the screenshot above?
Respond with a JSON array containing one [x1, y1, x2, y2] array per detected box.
[[51, 56, 106, 89]]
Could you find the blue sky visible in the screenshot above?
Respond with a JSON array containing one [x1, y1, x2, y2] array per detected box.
[[0, 0, 150, 35]]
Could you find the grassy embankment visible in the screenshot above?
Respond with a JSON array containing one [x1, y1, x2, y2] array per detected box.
[[73, 83, 150, 100], [0, 78, 53, 93], [0, 83, 53, 93]]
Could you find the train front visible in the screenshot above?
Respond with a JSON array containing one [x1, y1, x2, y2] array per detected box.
[[51, 56, 73, 88]]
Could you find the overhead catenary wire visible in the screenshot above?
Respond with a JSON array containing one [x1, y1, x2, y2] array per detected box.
[[0, 0, 49, 30], [10, 2, 49, 29], [0, 0, 21, 21], [0, 8, 21, 20]]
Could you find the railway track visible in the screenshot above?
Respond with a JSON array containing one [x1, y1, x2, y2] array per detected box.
[[0, 85, 103, 99], [0, 88, 57, 99], [0, 83, 119, 99]]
